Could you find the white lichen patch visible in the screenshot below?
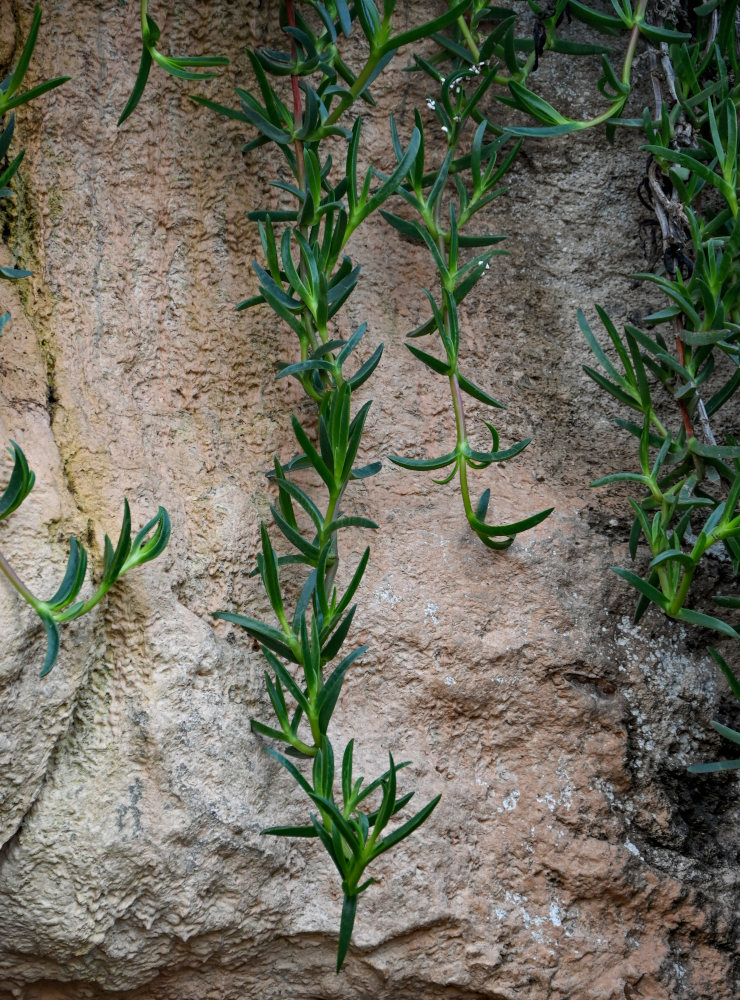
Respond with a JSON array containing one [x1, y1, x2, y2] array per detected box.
[[424, 602, 439, 624], [374, 586, 402, 606], [495, 891, 570, 945], [613, 615, 720, 769], [625, 839, 642, 858], [502, 789, 520, 811]]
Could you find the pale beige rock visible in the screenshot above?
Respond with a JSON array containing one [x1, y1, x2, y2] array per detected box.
[[0, 2, 737, 999]]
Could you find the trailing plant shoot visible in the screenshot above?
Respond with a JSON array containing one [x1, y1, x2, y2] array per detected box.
[[383, 11, 558, 547], [187, 1, 466, 969], [0, 441, 170, 676], [425, 0, 739, 776]]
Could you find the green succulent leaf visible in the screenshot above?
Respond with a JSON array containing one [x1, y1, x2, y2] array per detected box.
[[638, 22, 691, 44], [261, 823, 318, 838], [711, 720, 740, 747], [213, 612, 297, 662], [457, 374, 505, 409], [612, 567, 670, 612], [469, 505, 554, 539], [37, 608, 61, 678], [117, 39, 153, 126], [0, 441, 35, 520], [406, 343, 451, 376], [336, 892, 358, 972], [687, 757, 740, 773], [369, 792, 441, 859], [317, 646, 367, 733], [45, 538, 88, 611], [0, 265, 33, 280], [674, 608, 739, 638], [388, 449, 459, 471], [102, 500, 133, 585], [382, 1, 470, 54]]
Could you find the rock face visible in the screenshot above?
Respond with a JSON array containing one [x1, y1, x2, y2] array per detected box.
[[0, 2, 738, 998]]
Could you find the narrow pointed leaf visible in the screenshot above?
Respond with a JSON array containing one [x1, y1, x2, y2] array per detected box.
[[46, 538, 88, 610], [370, 793, 441, 859], [388, 449, 458, 471], [675, 608, 739, 637], [38, 609, 61, 678], [336, 893, 358, 972], [213, 612, 295, 661], [612, 567, 669, 611], [457, 373, 505, 409]]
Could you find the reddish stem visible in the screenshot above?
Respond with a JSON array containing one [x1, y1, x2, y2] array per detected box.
[[285, 0, 305, 187]]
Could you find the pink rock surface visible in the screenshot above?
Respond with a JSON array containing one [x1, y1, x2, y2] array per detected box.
[[0, 3, 737, 998]]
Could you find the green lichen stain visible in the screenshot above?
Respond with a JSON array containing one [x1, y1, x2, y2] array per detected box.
[[8, 167, 59, 425], [10, 168, 42, 283], [45, 184, 64, 227]]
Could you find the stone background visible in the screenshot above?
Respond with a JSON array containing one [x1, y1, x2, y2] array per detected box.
[[0, 1, 738, 997]]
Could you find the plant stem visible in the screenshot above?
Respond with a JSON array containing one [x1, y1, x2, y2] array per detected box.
[[322, 484, 346, 598], [285, 0, 306, 194], [450, 370, 466, 444], [285, 0, 323, 372], [451, 371, 474, 519], [673, 317, 696, 439], [0, 547, 39, 608], [55, 578, 121, 622], [324, 54, 380, 127], [669, 561, 698, 617], [623, 0, 649, 85], [434, 167, 471, 512], [283, 1, 347, 637], [456, 14, 480, 63]]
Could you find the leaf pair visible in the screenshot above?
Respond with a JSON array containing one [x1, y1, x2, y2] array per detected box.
[[579, 307, 656, 418], [118, 0, 228, 125], [270, 440, 378, 570], [345, 117, 422, 239], [291, 385, 376, 499], [0, 5, 69, 118], [214, 516, 370, 669]]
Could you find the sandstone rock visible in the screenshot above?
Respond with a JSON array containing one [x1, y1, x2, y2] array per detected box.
[[0, 2, 737, 998]]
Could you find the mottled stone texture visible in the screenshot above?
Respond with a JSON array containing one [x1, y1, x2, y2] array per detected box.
[[0, 1, 737, 997]]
